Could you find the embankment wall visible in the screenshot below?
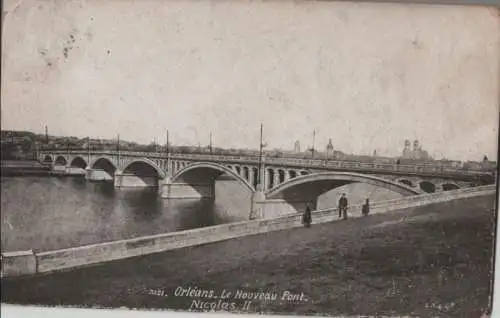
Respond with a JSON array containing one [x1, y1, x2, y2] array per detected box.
[[1, 185, 495, 278]]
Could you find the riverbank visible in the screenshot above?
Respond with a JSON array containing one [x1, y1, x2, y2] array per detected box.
[[1, 160, 44, 167], [1, 194, 496, 316], [1, 186, 494, 277], [1, 160, 53, 176]]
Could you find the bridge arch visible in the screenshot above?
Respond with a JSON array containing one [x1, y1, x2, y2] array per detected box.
[[70, 156, 88, 169], [396, 178, 414, 188], [172, 162, 254, 193], [90, 156, 117, 178], [122, 158, 167, 179], [90, 156, 116, 169], [419, 181, 436, 193], [42, 155, 53, 164], [54, 155, 67, 165], [441, 182, 460, 191], [266, 171, 422, 200]]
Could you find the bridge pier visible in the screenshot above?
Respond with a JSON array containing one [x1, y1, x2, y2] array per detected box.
[[65, 166, 86, 176], [114, 171, 158, 188], [252, 197, 317, 219], [250, 189, 266, 219], [159, 178, 215, 199], [51, 164, 85, 176], [85, 168, 114, 182], [250, 182, 316, 219], [52, 164, 66, 173]]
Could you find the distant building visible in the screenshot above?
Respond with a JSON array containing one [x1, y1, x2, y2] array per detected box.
[[481, 155, 497, 170], [293, 140, 301, 153], [401, 139, 431, 160], [437, 159, 462, 168], [463, 161, 482, 170], [326, 139, 334, 158], [402, 140, 411, 158]]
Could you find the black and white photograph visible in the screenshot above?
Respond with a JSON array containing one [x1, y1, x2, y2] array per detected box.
[[1, 0, 499, 317]]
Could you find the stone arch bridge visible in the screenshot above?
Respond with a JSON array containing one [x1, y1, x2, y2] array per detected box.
[[40, 150, 495, 219]]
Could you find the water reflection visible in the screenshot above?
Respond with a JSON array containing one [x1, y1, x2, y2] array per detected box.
[[1, 176, 402, 253], [1, 176, 251, 252], [174, 199, 218, 229]]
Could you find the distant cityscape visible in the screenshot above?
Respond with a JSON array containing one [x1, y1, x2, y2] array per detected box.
[[0, 129, 496, 171], [293, 138, 431, 161]]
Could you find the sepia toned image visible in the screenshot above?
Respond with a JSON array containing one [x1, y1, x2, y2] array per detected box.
[[1, 0, 499, 317]]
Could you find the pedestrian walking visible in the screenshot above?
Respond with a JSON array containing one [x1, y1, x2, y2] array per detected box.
[[362, 198, 370, 216], [302, 203, 312, 228], [338, 193, 348, 220]]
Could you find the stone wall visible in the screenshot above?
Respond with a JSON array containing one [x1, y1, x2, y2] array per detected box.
[[52, 165, 66, 172], [114, 174, 157, 187], [85, 168, 113, 181], [160, 182, 214, 199], [66, 167, 86, 175], [1, 185, 495, 278], [253, 199, 317, 219], [1, 250, 37, 278]]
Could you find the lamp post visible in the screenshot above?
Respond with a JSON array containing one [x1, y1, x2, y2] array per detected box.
[[117, 134, 121, 164], [166, 130, 170, 156], [209, 132, 213, 154], [166, 129, 173, 179], [33, 140, 38, 161], [257, 123, 267, 188], [258, 123, 263, 186], [250, 123, 267, 220], [308, 129, 316, 159], [87, 136, 91, 168]]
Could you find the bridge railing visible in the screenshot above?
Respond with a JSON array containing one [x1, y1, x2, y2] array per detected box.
[[39, 149, 495, 177]]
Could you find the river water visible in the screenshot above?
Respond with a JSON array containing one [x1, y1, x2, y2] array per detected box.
[[1, 176, 402, 252]]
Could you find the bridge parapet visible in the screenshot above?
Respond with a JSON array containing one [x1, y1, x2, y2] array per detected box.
[[40, 149, 494, 178]]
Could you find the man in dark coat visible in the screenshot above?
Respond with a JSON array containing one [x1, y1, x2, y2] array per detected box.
[[362, 198, 370, 216], [338, 193, 348, 219], [302, 204, 312, 228]]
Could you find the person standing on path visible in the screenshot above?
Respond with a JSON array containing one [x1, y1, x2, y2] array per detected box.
[[362, 198, 370, 216], [302, 203, 312, 228], [338, 193, 348, 220]]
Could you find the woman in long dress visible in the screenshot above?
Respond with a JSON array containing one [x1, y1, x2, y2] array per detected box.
[[302, 204, 312, 228]]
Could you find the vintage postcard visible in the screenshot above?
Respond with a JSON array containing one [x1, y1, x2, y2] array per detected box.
[[1, 0, 499, 317]]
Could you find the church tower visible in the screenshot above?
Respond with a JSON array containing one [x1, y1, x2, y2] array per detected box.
[[326, 138, 334, 159], [293, 140, 301, 153], [402, 140, 411, 158]]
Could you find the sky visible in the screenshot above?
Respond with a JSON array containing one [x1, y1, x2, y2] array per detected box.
[[1, 0, 499, 161]]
